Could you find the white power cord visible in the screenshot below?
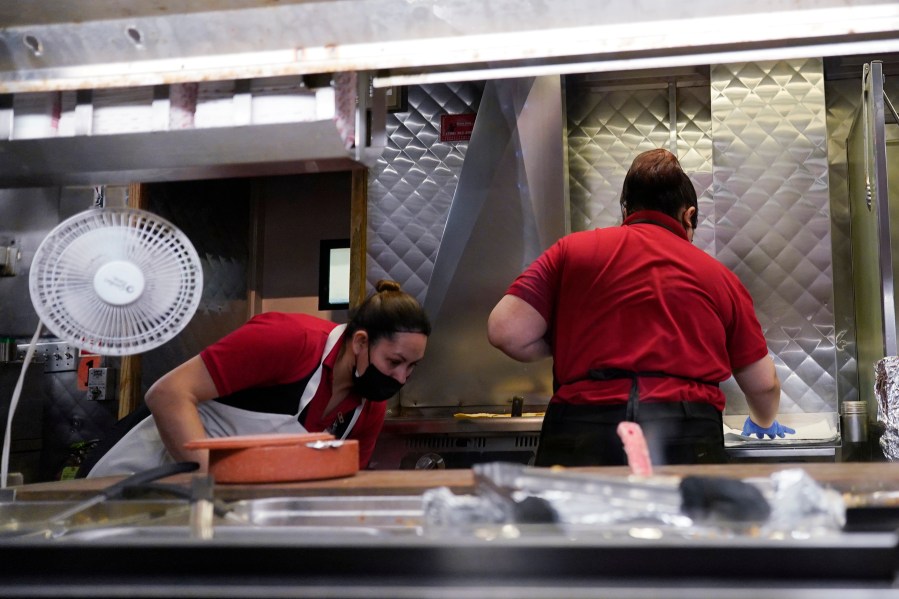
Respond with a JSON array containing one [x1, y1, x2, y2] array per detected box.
[[1, 322, 42, 489]]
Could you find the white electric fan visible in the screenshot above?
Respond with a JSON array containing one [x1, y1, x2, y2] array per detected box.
[[2, 207, 204, 488]]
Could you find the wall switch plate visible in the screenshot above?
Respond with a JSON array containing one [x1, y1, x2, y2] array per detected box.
[[16, 341, 78, 372], [87, 367, 116, 401]]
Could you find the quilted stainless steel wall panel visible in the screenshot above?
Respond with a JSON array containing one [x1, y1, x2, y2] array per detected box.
[[567, 87, 675, 233], [567, 82, 715, 253], [367, 83, 484, 304], [711, 59, 835, 415]]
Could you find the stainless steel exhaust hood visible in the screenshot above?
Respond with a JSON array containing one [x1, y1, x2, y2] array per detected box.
[[0, 120, 363, 188], [395, 76, 568, 415], [0, 75, 385, 187]]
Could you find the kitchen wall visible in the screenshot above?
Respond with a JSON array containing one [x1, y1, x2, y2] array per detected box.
[[250, 172, 354, 319], [709, 59, 834, 416], [139, 172, 353, 395], [367, 83, 484, 302]]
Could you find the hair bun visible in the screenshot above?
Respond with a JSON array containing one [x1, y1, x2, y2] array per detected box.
[[375, 279, 402, 293]]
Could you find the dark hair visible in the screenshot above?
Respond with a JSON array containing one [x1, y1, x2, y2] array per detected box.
[[620, 149, 698, 228], [345, 279, 431, 344]]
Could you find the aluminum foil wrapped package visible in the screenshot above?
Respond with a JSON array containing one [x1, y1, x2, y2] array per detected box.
[[421, 463, 845, 539], [755, 468, 845, 536], [875, 356, 899, 459], [421, 486, 507, 531]]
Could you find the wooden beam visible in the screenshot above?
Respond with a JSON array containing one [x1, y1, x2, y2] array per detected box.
[[247, 181, 265, 318], [117, 182, 146, 419], [349, 168, 368, 309]]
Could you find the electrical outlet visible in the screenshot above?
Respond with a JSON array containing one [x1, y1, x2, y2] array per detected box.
[[86, 367, 116, 401], [16, 341, 78, 372]]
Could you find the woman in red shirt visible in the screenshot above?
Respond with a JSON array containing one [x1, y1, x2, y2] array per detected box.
[[488, 149, 792, 466], [86, 280, 430, 477]]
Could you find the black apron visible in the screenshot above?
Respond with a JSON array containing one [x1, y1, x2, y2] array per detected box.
[[535, 368, 727, 467]]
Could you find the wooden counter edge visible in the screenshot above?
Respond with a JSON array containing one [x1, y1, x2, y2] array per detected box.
[[9, 463, 899, 502]]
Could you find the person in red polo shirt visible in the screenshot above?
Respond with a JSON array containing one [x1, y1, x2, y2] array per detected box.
[[85, 280, 430, 477], [487, 148, 794, 467]]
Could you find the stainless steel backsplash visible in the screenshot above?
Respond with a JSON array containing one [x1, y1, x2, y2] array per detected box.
[[709, 59, 835, 415]]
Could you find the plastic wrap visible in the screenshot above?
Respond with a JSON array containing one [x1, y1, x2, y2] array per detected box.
[[875, 356, 899, 459]]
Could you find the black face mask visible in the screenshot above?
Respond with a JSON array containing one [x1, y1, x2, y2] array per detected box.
[[352, 350, 404, 402]]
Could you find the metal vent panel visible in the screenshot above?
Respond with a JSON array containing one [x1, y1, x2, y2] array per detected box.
[[567, 87, 674, 232], [567, 83, 714, 247]]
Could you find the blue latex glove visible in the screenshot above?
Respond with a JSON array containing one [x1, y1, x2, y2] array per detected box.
[[741, 417, 796, 439]]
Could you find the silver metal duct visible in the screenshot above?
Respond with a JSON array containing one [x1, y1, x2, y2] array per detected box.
[[391, 77, 567, 413], [0, 122, 356, 188]]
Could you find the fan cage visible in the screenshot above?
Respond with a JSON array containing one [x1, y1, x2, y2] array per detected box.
[[29, 208, 204, 356]]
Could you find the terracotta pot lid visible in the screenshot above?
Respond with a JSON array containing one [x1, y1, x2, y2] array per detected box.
[[184, 432, 359, 484]]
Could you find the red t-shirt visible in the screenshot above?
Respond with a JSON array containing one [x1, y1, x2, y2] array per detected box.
[[505, 210, 769, 411], [200, 312, 385, 467]]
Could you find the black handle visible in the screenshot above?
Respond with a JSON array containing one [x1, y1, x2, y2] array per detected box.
[[511, 396, 524, 418], [679, 476, 771, 523], [101, 461, 199, 500]]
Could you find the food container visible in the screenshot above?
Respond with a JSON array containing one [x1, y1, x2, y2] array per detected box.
[[184, 433, 359, 484], [841, 401, 869, 443]]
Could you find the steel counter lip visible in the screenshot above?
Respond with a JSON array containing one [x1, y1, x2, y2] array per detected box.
[[0, 530, 898, 598]]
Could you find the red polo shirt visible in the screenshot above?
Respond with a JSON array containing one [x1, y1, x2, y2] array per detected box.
[[200, 312, 385, 467], [505, 210, 769, 411]]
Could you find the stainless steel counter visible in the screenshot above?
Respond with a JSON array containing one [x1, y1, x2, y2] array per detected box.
[[3, 464, 899, 598]]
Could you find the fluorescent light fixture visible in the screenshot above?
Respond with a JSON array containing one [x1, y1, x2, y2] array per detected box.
[[373, 38, 899, 88]]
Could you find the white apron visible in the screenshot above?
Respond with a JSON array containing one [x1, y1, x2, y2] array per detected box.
[[88, 324, 364, 478]]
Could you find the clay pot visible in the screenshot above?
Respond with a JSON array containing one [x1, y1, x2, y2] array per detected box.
[[184, 432, 359, 484]]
